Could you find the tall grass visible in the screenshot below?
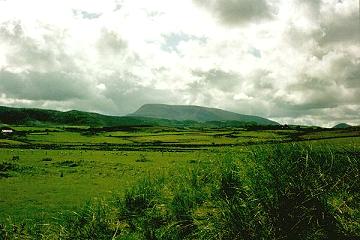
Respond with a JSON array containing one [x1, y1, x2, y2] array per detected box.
[[245, 144, 360, 239], [1, 143, 359, 239]]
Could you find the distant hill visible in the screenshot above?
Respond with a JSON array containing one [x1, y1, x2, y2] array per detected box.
[[0, 106, 163, 127], [0, 105, 279, 127], [129, 104, 279, 125], [0, 106, 222, 128], [332, 123, 352, 129]]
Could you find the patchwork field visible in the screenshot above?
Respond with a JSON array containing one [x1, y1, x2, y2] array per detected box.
[[0, 125, 359, 239]]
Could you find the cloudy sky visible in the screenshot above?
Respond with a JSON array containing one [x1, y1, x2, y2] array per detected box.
[[0, 0, 359, 126]]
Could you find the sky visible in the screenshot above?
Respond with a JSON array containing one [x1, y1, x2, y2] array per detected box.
[[0, 0, 359, 127]]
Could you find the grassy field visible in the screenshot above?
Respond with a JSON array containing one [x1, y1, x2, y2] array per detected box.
[[0, 125, 359, 239]]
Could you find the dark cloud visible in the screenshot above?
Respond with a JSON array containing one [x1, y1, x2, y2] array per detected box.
[[0, 70, 91, 101], [271, 104, 360, 127], [274, 68, 359, 112], [247, 70, 274, 91], [286, 1, 360, 48], [328, 55, 360, 88], [96, 29, 128, 55], [296, 0, 321, 20], [319, 12, 360, 46], [0, 21, 74, 71], [193, 0, 274, 25], [295, 0, 360, 45], [278, 92, 341, 111], [0, 1, 358, 126], [98, 72, 181, 115], [273, 0, 360, 125], [0, 21, 95, 103], [192, 69, 241, 91], [181, 83, 216, 108]]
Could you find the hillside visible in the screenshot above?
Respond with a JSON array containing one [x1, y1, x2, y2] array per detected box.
[[333, 123, 352, 129], [0, 106, 159, 127], [129, 104, 279, 125], [0, 105, 279, 127]]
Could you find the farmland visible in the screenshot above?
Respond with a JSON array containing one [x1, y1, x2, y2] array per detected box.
[[0, 125, 359, 239]]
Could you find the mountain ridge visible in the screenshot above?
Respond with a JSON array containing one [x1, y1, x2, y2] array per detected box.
[[332, 123, 352, 129], [129, 104, 279, 125], [0, 104, 279, 127]]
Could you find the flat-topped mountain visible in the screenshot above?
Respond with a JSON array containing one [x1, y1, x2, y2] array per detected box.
[[129, 104, 279, 125], [0, 104, 279, 127], [332, 123, 352, 129]]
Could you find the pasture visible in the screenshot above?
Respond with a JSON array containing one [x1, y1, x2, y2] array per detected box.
[[0, 125, 359, 239]]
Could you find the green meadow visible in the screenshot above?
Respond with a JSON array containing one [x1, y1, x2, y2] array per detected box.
[[0, 125, 359, 239]]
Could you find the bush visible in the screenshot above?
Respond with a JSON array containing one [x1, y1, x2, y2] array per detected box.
[[0, 162, 19, 172], [0, 162, 34, 178], [123, 178, 160, 215], [247, 144, 360, 239], [57, 160, 81, 167], [118, 177, 168, 239], [55, 201, 115, 240], [135, 154, 151, 163]]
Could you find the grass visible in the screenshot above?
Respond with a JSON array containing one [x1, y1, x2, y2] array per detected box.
[[0, 148, 206, 222], [3, 143, 359, 239], [0, 126, 359, 239]]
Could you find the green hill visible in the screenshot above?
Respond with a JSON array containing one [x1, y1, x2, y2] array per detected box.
[[0, 106, 158, 127], [129, 104, 279, 125], [0, 105, 279, 127], [0, 106, 207, 128], [332, 123, 352, 129]]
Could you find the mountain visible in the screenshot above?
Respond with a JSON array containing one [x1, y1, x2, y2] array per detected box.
[[332, 123, 352, 129], [129, 104, 279, 125], [0, 104, 279, 127], [0, 106, 159, 127]]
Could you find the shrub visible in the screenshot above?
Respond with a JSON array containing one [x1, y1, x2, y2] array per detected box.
[[57, 160, 81, 167], [56, 201, 115, 240], [0, 162, 34, 178], [123, 178, 161, 215], [0, 162, 19, 172], [135, 154, 151, 163], [247, 144, 360, 239]]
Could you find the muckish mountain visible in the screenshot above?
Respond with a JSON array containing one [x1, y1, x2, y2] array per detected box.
[[0, 105, 279, 127], [129, 104, 279, 125], [332, 123, 352, 129]]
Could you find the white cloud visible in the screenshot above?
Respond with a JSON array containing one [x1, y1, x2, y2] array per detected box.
[[0, 0, 358, 126]]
